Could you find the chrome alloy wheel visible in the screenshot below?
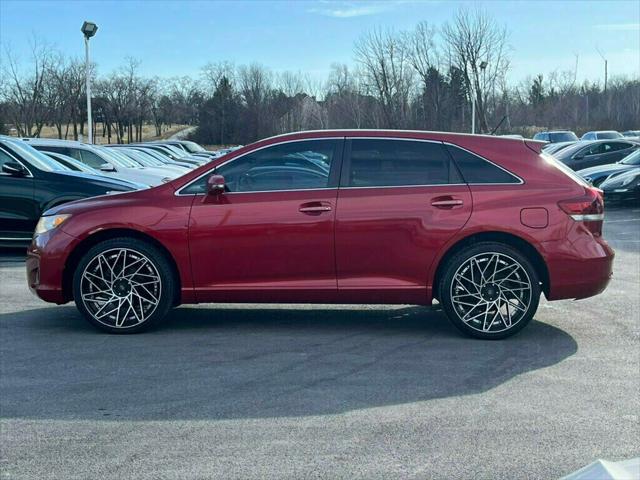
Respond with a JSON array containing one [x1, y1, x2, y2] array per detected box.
[[449, 252, 532, 334], [80, 248, 162, 328]]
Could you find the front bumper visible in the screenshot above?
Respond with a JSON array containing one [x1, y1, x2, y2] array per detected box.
[[27, 229, 79, 304]]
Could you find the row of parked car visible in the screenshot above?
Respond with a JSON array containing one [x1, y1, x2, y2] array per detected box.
[[533, 129, 640, 204], [0, 135, 243, 246]]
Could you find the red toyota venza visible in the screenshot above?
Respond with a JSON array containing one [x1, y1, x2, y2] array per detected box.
[[26, 130, 614, 339]]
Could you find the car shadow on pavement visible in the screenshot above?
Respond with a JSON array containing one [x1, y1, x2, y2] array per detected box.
[[0, 305, 577, 421]]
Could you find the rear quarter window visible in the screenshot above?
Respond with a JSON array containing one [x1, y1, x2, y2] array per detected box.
[[446, 145, 520, 184]]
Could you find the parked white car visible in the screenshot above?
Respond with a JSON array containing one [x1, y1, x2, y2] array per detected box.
[[22, 139, 173, 186]]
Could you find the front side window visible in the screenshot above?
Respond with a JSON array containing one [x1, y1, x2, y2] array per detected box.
[[345, 139, 456, 187], [0, 148, 19, 172], [446, 145, 520, 184], [181, 139, 338, 194]]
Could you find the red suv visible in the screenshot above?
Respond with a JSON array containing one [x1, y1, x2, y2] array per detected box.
[[26, 130, 614, 339]]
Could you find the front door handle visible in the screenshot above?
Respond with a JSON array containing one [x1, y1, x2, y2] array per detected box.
[[299, 202, 332, 214], [431, 196, 464, 209]]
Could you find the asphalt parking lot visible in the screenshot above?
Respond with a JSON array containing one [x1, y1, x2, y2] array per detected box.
[[1, 206, 638, 480]]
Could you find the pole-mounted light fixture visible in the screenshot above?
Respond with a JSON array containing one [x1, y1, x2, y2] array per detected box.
[[81, 21, 98, 39]]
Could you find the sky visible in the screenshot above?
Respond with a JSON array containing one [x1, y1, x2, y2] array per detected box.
[[1, 0, 639, 85]]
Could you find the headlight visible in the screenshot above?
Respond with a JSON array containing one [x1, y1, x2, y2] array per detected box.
[[34, 214, 71, 235]]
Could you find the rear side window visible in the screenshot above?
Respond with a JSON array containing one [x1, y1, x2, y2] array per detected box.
[[446, 145, 520, 184], [346, 139, 458, 187]]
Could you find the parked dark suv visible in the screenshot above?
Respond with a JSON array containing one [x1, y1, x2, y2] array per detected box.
[[0, 136, 136, 246]]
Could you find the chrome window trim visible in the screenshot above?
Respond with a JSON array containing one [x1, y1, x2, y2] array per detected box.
[[0, 236, 32, 241], [175, 135, 524, 196], [0, 146, 34, 178]]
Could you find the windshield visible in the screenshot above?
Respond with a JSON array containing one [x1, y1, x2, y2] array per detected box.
[[98, 147, 140, 168], [620, 149, 640, 165], [181, 141, 205, 153], [6, 140, 69, 171], [117, 149, 158, 167], [132, 147, 171, 164]]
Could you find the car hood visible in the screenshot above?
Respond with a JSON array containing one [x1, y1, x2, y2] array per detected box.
[[44, 181, 175, 217], [51, 170, 141, 190], [577, 163, 632, 178]]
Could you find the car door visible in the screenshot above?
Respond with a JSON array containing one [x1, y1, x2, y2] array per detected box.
[[0, 147, 37, 239], [186, 138, 343, 303], [334, 138, 472, 305]]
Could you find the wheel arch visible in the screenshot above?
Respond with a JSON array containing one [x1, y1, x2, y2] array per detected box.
[[62, 228, 182, 305], [431, 231, 550, 300]]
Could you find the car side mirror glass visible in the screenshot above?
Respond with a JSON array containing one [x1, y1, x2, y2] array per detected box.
[[99, 163, 116, 172], [206, 174, 226, 195], [2, 161, 27, 176]]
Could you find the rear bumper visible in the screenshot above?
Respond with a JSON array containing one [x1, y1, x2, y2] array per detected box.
[[26, 229, 78, 304], [542, 232, 614, 301]]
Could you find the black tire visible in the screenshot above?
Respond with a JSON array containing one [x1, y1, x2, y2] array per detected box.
[[438, 242, 541, 340], [72, 237, 175, 333]]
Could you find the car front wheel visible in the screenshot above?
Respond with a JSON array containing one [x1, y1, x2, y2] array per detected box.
[[72, 238, 175, 333], [439, 242, 541, 339]]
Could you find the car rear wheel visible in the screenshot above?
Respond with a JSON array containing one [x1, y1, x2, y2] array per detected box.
[[72, 238, 175, 333], [439, 242, 541, 339]]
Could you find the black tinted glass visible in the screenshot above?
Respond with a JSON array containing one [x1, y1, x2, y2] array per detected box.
[[346, 139, 455, 187], [446, 145, 519, 184], [182, 139, 337, 194], [549, 132, 578, 142]]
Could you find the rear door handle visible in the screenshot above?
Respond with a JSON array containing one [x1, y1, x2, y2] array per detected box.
[[299, 202, 332, 214], [431, 196, 464, 209]]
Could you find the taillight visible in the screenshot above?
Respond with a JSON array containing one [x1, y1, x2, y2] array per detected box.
[[558, 186, 604, 236]]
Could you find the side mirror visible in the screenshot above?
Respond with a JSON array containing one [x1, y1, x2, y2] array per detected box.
[[2, 161, 27, 176], [99, 163, 116, 172], [206, 174, 226, 195]]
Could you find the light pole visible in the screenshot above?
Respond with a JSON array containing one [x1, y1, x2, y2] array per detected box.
[[81, 21, 98, 144]]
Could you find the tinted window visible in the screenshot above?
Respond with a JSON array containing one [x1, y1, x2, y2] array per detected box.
[[549, 132, 578, 142], [0, 148, 18, 171], [446, 145, 520, 184], [606, 142, 633, 152], [597, 131, 623, 139], [181, 139, 338, 194], [346, 139, 455, 187]]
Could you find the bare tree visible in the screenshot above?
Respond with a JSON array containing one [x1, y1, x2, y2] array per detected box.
[[355, 28, 415, 128], [2, 40, 52, 136], [442, 8, 510, 133]]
